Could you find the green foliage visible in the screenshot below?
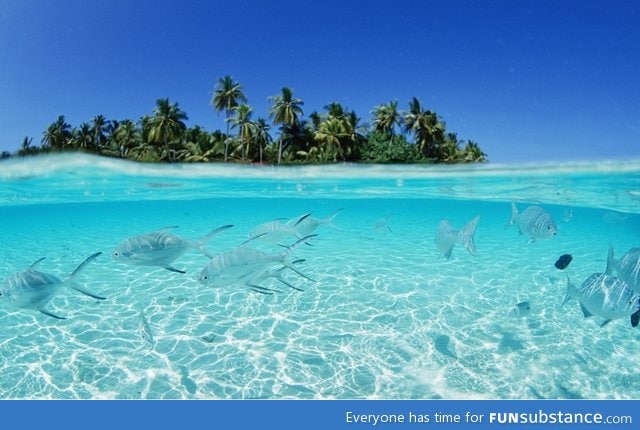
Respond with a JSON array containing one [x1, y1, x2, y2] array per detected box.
[[14, 76, 487, 165], [360, 131, 424, 163]]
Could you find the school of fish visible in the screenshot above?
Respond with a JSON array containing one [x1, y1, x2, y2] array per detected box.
[[2, 202, 638, 339]]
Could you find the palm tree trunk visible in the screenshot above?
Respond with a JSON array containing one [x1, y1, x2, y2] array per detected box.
[[224, 109, 230, 162]]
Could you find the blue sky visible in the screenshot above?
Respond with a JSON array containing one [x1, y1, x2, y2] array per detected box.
[[0, 0, 638, 163]]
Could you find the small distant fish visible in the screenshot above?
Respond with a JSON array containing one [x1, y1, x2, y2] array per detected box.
[[508, 202, 557, 242], [507, 301, 531, 318], [146, 182, 182, 188], [0, 252, 105, 320], [563, 273, 640, 327], [139, 310, 155, 349], [287, 209, 343, 236], [606, 245, 640, 293], [602, 211, 629, 224], [435, 215, 480, 259], [373, 213, 393, 232], [562, 209, 573, 223], [555, 254, 573, 270], [113, 225, 233, 273]]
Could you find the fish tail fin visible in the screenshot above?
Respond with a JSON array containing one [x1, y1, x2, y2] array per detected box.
[[67, 252, 102, 283], [562, 273, 575, 307], [323, 208, 344, 231], [507, 202, 518, 228], [195, 224, 234, 258], [605, 243, 616, 275], [458, 215, 481, 256]]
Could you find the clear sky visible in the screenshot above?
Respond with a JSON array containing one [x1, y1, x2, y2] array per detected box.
[[1, 0, 638, 164]]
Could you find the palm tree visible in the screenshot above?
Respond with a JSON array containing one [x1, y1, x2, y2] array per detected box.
[[210, 76, 246, 162], [462, 140, 487, 162], [314, 117, 348, 161], [440, 132, 462, 163], [181, 126, 218, 162], [324, 102, 346, 120], [71, 122, 94, 151], [90, 115, 110, 153], [343, 111, 366, 161], [41, 115, 71, 151], [111, 119, 140, 157], [18, 136, 36, 156], [252, 118, 272, 163], [268, 87, 304, 164], [229, 104, 255, 161], [147, 98, 188, 162], [371, 100, 400, 145], [403, 97, 444, 160]]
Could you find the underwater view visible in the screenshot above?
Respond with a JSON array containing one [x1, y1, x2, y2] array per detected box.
[[1, 153, 639, 400]]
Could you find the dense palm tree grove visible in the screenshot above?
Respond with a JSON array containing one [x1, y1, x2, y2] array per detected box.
[[9, 75, 487, 164]]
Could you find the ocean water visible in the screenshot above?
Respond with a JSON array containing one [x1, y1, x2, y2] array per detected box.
[[1, 153, 639, 400]]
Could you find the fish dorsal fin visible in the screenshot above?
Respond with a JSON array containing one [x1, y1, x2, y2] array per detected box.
[[28, 257, 47, 270], [242, 232, 269, 246], [605, 243, 616, 275], [280, 234, 317, 260], [195, 224, 234, 258], [67, 252, 102, 283], [159, 226, 180, 231], [197, 224, 233, 245], [293, 213, 311, 226]]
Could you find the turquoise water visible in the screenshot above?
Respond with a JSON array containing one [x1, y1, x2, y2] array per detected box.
[[1, 153, 639, 399]]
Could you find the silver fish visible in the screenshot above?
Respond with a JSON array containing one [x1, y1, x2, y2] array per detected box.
[[287, 209, 342, 236], [0, 252, 105, 320], [507, 301, 531, 318], [113, 224, 233, 273], [373, 213, 393, 232], [563, 273, 640, 327], [246, 216, 307, 244], [435, 215, 480, 259], [508, 203, 557, 242], [197, 235, 315, 294], [602, 211, 629, 224], [606, 245, 640, 294]]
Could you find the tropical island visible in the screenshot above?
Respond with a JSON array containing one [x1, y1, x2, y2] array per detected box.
[[5, 76, 487, 164]]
